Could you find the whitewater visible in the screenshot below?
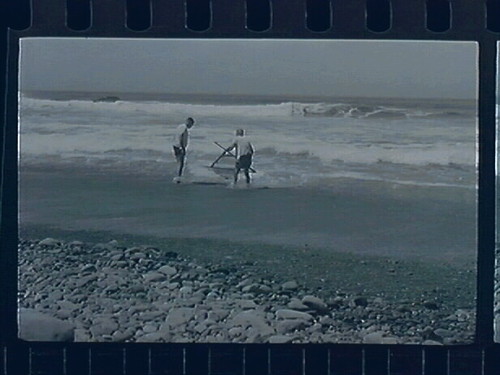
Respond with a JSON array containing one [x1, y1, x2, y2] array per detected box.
[[19, 94, 477, 190]]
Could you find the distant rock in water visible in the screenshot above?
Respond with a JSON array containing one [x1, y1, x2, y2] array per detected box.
[[93, 96, 120, 103]]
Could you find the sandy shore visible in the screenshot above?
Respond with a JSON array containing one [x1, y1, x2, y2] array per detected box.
[[19, 236, 475, 344], [20, 167, 477, 265], [18, 165, 477, 343]]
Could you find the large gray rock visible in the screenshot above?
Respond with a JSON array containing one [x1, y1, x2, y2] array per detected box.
[[165, 308, 194, 328], [362, 331, 400, 344], [231, 310, 274, 337], [238, 299, 258, 310], [281, 281, 298, 291], [81, 264, 97, 274], [423, 340, 444, 345], [277, 319, 308, 334], [179, 286, 193, 296], [287, 298, 310, 311], [130, 252, 147, 261], [242, 284, 271, 294], [57, 300, 79, 312], [68, 241, 85, 247], [143, 272, 167, 283], [75, 274, 98, 288], [90, 317, 119, 337], [362, 331, 385, 344], [74, 329, 91, 342], [495, 317, 500, 343], [228, 327, 244, 338], [301, 295, 328, 314], [208, 309, 230, 322], [434, 328, 454, 338], [269, 335, 294, 344], [94, 241, 118, 251], [143, 324, 159, 334], [237, 278, 253, 289], [38, 238, 60, 247], [380, 337, 400, 344], [136, 332, 168, 342], [275, 309, 313, 321], [158, 265, 177, 276], [112, 329, 135, 342], [19, 308, 74, 342], [55, 310, 73, 320]]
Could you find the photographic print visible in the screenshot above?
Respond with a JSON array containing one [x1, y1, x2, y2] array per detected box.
[[18, 38, 477, 344]]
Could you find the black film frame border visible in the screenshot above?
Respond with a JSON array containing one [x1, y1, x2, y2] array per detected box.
[[0, 0, 499, 374]]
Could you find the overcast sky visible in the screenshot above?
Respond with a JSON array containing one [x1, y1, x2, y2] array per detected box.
[[20, 38, 477, 99]]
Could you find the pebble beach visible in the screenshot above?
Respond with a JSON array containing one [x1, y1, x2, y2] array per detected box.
[[495, 246, 500, 342], [19, 237, 475, 344]]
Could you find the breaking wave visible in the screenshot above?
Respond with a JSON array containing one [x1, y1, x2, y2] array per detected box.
[[20, 97, 470, 120]]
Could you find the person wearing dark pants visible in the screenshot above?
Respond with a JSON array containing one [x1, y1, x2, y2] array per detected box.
[[226, 129, 254, 185], [172, 117, 195, 180]]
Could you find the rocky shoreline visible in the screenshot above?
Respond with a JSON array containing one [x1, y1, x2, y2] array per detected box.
[[19, 238, 475, 344], [495, 246, 500, 342]]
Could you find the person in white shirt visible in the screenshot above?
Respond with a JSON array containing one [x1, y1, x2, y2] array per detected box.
[[172, 117, 195, 178], [226, 129, 254, 185]]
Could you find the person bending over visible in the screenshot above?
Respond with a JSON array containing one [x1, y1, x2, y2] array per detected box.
[[226, 129, 254, 185]]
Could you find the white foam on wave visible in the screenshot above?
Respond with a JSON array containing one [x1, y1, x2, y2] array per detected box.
[[19, 96, 477, 188], [248, 139, 474, 168], [21, 96, 468, 120], [20, 124, 474, 169]]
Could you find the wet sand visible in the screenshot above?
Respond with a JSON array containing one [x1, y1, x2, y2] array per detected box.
[[18, 166, 477, 342], [19, 166, 477, 266]]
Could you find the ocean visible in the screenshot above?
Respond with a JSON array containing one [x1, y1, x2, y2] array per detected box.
[[18, 91, 478, 264], [19, 91, 477, 190]]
